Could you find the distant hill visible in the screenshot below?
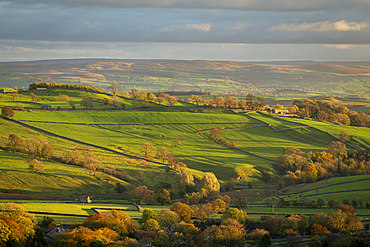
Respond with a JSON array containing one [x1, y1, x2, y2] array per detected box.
[[0, 59, 369, 100]]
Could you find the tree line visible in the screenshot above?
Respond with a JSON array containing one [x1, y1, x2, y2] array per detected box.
[[290, 99, 370, 127], [275, 137, 370, 186], [28, 82, 106, 93], [0, 202, 367, 246]]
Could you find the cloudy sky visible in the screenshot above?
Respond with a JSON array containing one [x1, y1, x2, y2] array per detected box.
[[0, 0, 370, 62]]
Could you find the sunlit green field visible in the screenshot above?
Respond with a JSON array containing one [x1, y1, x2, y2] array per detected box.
[[0, 150, 119, 196], [279, 116, 370, 149]]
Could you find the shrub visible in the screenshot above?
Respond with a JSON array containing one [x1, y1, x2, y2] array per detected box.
[[1, 107, 14, 118]]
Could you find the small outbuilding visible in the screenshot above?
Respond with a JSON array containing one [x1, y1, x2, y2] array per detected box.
[[80, 195, 92, 203], [41, 104, 52, 110], [266, 108, 289, 114]]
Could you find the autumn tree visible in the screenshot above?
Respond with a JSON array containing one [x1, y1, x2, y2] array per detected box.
[[141, 143, 155, 157], [188, 95, 203, 106], [82, 153, 103, 176], [6, 134, 24, 152], [55, 226, 119, 246], [156, 189, 171, 205], [103, 98, 110, 106], [58, 94, 70, 102], [200, 172, 220, 194], [138, 92, 147, 101], [328, 141, 347, 157], [157, 209, 180, 227], [167, 96, 178, 106], [0, 220, 11, 245], [30, 93, 40, 102], [109, 81, 119, 96], [1, 107, 14, 118], [141, 219, 159, 231], [170, 202, 192, 223], [156, 146, 169, 163], [310, 223, 330, 236], [338, 129, 350, 143], [147, 92, 157, 102], [130, 89, 140, 99], [28, 159, 44, 173], [173, 138, 181, 147], [0, 203, 36, 245], [201, 218, 245, 247], [222, 208, 248, 224], [80, 97, 93, 109], [130, 185, 148, 204], [139, 209, 156, 224], [25, 137, 54, 159]]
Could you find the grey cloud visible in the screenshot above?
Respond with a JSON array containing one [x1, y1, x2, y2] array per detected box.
[[1, 0, 370, 11]]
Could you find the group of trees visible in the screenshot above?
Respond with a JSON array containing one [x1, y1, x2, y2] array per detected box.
[[4, 133, 113, 177], [1, 106, 14, 118], [129, 186, 172, 205], [291, 99, 370, 126], [0, 203, 37, 246], [1, 202, 367, 247], [140, 142, 184, 170], [62, 149, 108, 176], [126, 90, 179, 106], [206, 128, 236, 149], [128, 171, 223, 208], [187, 93, 266, 110], [28, 82, 105, 93], [6, 134, 54, 160], [275, 141, 370, 186]]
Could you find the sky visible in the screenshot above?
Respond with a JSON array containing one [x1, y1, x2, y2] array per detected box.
[[0, 0, 370, 62]]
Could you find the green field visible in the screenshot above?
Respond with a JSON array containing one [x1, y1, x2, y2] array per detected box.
[[274, 175, 370, 203], [5, 109, 355, 183], [0, 150, 119, 197], [0, 89, 159, 109], [279, 116, 370, 149]]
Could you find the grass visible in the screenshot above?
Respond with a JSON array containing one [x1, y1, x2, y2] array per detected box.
[[221, 126, 335, 160], [0, 150, 119, 197], [10, 110, 268, 181], [247, 112, 302, 130], [272, 174, 370, 203], [8, 109, 357, 182], [278, 116, 370, 149], [244, 206, 370, 217], [0, 117, 172, 192], [13, 109, 252, 124], [0, 89, 158, 109]]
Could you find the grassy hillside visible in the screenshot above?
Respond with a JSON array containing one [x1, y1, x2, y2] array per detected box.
[[0, 150, 119, 197], [0, 89, 158, 109], [279, 116, 370, 149], [7, 109, 349, 183], [0, 117, 174, 194], [10, 110, 266, 181]]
